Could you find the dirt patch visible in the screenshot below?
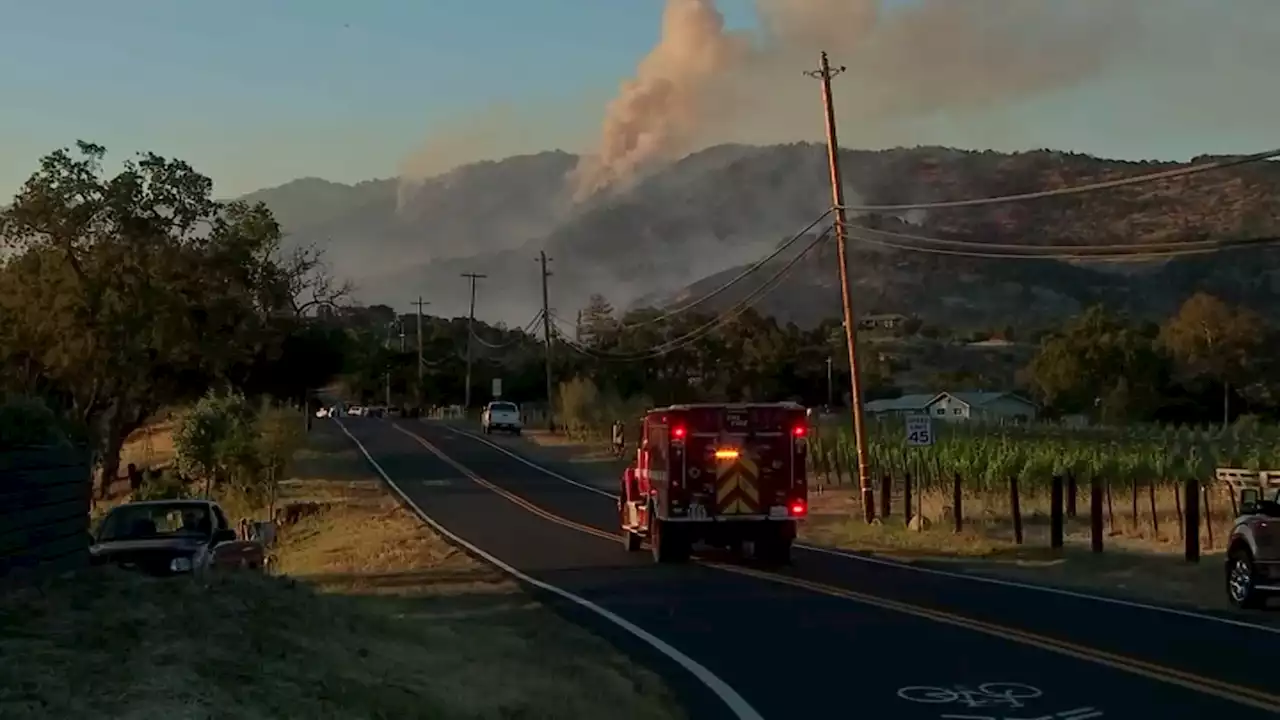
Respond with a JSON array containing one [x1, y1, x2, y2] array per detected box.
[[2, 423, 686, 720]]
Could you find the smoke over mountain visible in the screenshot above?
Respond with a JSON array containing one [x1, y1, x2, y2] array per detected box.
[[570, 0, 1136, 199]]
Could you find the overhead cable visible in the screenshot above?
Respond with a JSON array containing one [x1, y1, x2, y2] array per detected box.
[[616, 208, 835, 329], [849, 230, 1280, 262], [556, 225, 834, 362], [469, 310, 544, 349], [850, 223, 1253, 254], [836, 148, 1280, 214]]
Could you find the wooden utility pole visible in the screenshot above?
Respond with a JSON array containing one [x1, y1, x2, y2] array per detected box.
[[461, 273, 486, 410], [807, 51, 874, 522], [538, 252, 555, 431], [384, 319, 394, 409], [413, 296, 429, 410]]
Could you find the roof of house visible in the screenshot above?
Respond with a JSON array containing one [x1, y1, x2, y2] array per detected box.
[[938, 391, 1036, 408], [865, 391, 1037, 412], [864, 394, 937, 413]]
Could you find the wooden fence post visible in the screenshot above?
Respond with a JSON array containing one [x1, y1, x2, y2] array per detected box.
[[1050, 475, 1064, 550], [1184, 478, 1200, 563], [952, 472, 963, 534], [1009, 475, 1023, 545], [1090, 476, 1104, 553]]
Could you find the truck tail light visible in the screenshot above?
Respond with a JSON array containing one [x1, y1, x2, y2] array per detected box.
[[792, 424, 806, 437], [672, 425, 686, 440], [789, 499, 807, 517]]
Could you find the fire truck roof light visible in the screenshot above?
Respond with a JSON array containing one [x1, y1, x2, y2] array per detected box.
[[714, 449, 739, 459]]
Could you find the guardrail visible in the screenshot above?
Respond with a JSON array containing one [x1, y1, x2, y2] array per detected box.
[[0, 448, 91, 579]]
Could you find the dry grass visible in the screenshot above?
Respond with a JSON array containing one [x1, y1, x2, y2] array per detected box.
[[2, 423, 685, 720], [516, 430, 1248, 613], [802, 485, 1246, 612], [118, 420, 177, 472]]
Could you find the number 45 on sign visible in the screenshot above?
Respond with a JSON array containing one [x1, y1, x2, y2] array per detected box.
[[906, 414, 934, 447]]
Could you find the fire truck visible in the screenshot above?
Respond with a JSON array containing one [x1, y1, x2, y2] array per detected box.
[[619, 402, 810, 564]]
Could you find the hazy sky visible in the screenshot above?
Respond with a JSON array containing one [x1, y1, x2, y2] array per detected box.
[[1, 0, 1274, 199]]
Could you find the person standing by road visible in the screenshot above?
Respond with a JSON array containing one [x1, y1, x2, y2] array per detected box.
[[611, 420, 625, 458]]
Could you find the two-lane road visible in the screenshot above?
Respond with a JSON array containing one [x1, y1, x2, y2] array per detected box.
[[336, 417, 1280, 720]]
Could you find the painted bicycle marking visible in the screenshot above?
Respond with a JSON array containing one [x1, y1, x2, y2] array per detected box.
[[897, 683, 1043, 708], [896, 682, 1102, 720]]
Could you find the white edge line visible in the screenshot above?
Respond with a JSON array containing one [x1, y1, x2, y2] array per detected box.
[[333, 419, 766, 720], [440, 422, 1280, 636]]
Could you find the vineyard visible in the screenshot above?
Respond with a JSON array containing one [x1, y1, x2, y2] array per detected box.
[[808, 419, 1280, 492]]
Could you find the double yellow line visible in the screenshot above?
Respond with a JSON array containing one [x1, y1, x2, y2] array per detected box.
[[391, 423, 1280, 714]]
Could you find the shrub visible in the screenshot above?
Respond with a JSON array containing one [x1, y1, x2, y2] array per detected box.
[[172, 390, 260, 495], [0, 394, 71, 451], [133, 468, 192, 502]]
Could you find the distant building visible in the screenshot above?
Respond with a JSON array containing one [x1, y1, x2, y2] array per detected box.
[[865, 391, 1038, 423], [864, 393, 938, 418], [859, 313, 909, 331]]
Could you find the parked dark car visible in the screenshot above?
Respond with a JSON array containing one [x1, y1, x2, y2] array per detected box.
[[90, 499, 265, 576]]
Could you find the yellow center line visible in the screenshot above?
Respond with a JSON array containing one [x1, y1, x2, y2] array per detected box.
[[389, 423, 1280, 713]]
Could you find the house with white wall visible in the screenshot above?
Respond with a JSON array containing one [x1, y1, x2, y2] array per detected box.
[[865, 391, 1038, 423]]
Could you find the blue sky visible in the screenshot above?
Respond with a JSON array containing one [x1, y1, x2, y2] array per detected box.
[[1, 0, 1274, 198]]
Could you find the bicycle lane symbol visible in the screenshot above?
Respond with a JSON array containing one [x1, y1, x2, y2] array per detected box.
[[896, 682, 1104, 720]]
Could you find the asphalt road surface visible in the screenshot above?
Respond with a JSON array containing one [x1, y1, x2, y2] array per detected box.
[[336, 417, 1280, 720]]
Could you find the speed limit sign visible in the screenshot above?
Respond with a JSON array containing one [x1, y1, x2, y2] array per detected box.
[[905, 414, 934, 446]]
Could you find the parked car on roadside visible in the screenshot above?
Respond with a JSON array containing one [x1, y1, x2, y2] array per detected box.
[[1226, 486, 1280, 609], [90, 499, 265, 577]]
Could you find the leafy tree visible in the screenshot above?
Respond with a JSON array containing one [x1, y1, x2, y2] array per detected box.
[[0, 142, 343, 493], [578, 293, 617, 346], [1021, 306, 1166, 421], [1159, 292, 1264, 426]]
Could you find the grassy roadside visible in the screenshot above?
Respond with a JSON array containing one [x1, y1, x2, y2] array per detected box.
[[0, 422, 686, 720], [501, 428, 1248, 614]]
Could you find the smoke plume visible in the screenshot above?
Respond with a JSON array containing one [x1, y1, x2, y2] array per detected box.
[[571, 0, 1137, 199], [567, 0, 748, 200]]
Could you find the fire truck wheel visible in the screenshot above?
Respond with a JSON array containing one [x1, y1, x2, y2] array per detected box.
[[650, 518, 690, 563]]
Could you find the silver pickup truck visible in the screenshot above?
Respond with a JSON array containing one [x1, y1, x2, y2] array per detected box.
[[1227, 485, 1280, 609]]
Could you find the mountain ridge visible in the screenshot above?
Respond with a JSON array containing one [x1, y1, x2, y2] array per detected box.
[[237, 143, 1280, 330]]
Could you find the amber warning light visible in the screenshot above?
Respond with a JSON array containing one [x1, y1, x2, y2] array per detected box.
[[714, 449, 739, 459]]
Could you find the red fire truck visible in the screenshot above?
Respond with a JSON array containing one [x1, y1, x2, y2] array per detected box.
[[619, 402, 810, 564]]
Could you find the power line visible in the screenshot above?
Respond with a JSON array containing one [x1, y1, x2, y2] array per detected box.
[[835, 148, 1280, 214], [469, 310, 544, 349], [616, 208, 834, 330], [555, 225, 834, 362], [849, 229, 1280, 262], [851, 222, 1250, 254]]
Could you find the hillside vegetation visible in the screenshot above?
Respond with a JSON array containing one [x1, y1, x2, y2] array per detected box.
[[241, 144, 1280, 329]]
